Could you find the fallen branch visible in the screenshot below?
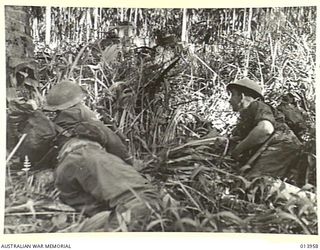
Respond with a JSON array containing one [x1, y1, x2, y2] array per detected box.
[[270, 179, 316, 203]]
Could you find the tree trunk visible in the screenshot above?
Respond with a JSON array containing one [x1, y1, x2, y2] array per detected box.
[[129, 8, 133, 22], [32, 18, 39, 41], [181, 8, 188, 42], [232, 8, 236, 30], [247, 7, 252, 38], [243, 49, 250, 77], [120, 8, 124, 22], [225, 10, 230, 34], [134, 8, 138, 35], [67, 7, 71, 40], [45, 6, 51, 45], [5, 6, 35, 89], [86, 8, 91, 42], [93, 8, 98, 39], [242, 8, 247, 33]]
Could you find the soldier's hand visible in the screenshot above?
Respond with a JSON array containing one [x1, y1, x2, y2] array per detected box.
[[231, 147, 242, 161], [229, 136, 241, 142]]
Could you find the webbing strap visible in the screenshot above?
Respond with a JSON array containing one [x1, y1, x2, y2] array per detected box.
[[54, 124, 72, 137]]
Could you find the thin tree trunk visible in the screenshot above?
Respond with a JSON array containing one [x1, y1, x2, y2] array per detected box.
[[139, 9, 143, 25], [134, 8, 138, 35], [79, 19, 82, 44], [93, 8, 98, 39], [67, 7, 71, 40], [144, 19, 147, 37], [99, 8, 103, 39], [45, 6, 51, 45], [129, 8, 133, 22], [243, 49, 250, 77], [247, 7, 252, 38], [86, 9, 89, 42], [164, 9, 167, 28], [120, 8, 124, 22], [181, 8, 188, 42], [134, 8, 138, 25], [75, 10, 78, 42], [32, 18, 39, 41], [232, 8, 236, 31], [243, 8, 246, 33], [269, 32, 277, 74], [225, 10, 230, 34]]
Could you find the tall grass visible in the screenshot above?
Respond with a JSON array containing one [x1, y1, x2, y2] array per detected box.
[[5, 7, 316, 233]]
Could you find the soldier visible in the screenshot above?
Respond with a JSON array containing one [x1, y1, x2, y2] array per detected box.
[[39, 80, 160, 231], [277, 92, 308, 140], [227, 78, 306, 186]]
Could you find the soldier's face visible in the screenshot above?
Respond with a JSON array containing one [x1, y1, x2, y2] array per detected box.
[[229, 89, 242, 112]]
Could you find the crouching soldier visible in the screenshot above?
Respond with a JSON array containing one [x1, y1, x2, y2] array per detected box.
[[227, 78, 307, 186], [41, 80, 160, 231]]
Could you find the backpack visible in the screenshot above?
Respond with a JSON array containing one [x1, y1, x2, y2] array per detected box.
[[277, 102, 307, 139], [72, 120, 132, 164], [72, 120, 108, 146], [19, 110, 57, 168]]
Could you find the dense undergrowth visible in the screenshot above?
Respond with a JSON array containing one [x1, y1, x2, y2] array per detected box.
[[5, 7, 317, 233]]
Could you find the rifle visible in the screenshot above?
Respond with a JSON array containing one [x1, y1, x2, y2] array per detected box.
[[240, 133, 276, 173]]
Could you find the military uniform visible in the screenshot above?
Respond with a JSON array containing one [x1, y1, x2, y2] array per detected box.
[[226, 78, 310, 186], [233, 100, 303, 182], [53, 103, 159, 219], [41, 81, 159, 230]]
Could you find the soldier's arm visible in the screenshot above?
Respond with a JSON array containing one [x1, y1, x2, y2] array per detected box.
[[231, 120, 274, 158]]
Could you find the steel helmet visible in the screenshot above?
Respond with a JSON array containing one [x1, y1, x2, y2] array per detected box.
[[227, 78, 263, 98], [44, 80, 85, 111]]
